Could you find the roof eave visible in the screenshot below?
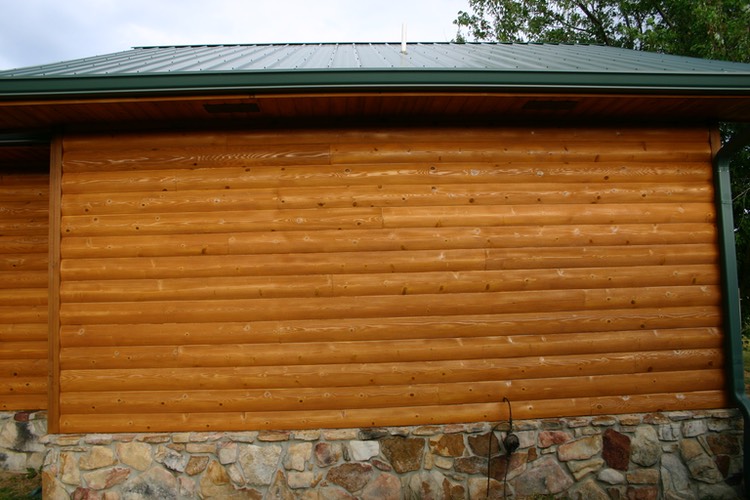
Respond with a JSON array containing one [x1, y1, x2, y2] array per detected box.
[[1, 69, 750, 99]]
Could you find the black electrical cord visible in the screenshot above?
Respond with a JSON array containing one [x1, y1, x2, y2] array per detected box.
[[486, 397, 519, 499]]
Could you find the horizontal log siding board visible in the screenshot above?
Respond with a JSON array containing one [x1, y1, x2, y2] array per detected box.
[[57, 125, 723, 432], [59, 391, 728, 434], [0, 173, 48, 411]]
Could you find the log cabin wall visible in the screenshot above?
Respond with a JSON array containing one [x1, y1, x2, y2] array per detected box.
[[0, 170, 49, 411], [55, 125, 726, 433]]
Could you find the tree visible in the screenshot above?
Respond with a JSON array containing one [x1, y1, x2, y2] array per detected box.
[[454, 1, 750, 63], [454, 0, 750, 332]]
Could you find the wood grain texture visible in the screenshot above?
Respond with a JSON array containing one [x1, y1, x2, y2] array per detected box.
[[55, 125, 725, 432], [0, 168, 49, 410]]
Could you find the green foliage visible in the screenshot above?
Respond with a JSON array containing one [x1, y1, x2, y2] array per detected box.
[[454, 0, 750, 63], [454, 0, 750, 335]]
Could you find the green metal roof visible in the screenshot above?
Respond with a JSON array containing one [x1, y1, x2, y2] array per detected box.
[[1, 43, 750, 98]]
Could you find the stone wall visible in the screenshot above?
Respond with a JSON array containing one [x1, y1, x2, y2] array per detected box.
[[41, 409, 744, 499], [0, 411, 46, 473]]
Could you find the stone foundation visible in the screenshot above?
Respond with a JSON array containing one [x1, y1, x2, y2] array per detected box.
[[40, 409, 744, 499], [0, 411, 47, 473]]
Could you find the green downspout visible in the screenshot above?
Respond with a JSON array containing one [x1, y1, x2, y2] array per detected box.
[[713, 124, 750, 490]]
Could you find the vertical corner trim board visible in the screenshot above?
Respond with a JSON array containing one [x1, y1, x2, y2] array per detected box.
[[54, 125, 725, 433]]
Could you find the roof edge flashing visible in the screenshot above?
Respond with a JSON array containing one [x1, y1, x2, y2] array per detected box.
[[1, 70, 749, 100]]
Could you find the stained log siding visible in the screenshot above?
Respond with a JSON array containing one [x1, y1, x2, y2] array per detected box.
[[0, 173, 49, 411], [55, 126, 725, 433]]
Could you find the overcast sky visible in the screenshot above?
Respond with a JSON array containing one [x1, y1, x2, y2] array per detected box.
[[0, 0, 467, 70]]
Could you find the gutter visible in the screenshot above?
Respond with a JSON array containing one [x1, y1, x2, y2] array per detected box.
[[713, 125, 750, 490], [0, 69, 749, 100]]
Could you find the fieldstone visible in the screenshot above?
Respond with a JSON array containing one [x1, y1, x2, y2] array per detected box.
[[349, 440, 379, 461], [467, 432, 500, 457], [661, 453, 692, 498], [84, 435, 112, 446], [318, 486, 357, 500], [631, 427, 661, 467], [380, 437, 424, 473], [567, 457, 604, 480], [429, 434, 465, 457], [643, 413, 670, 425], [185, 456, 210, 476], [226, 463, 245, 485], [658, 423, 682, 441], [292, 430, 321, 441], [468, 477, 504, 500], [0, 449, 29, 471], [287, 471, 317, 489], [314, 442, 342, 467], [680, 439, 723, 484], [512, 430, 535, 450], [558, 435, 602, 461], [284, 442, 312, 472], [539, 430, 572, 448], [221, 433, 254, 444], [568, 477, 609, 500], [404, 470, 447, 500], [489, 450, 529, 482], [178, 476, 197, 498], [443, 478, 466, 500], [61, 451, 81, 485], [0, 421, 20, 450], [162, 449, 189, 473], [598, 468, 626, 485], [238, 444, 282, 486], [323, 429, 358, 440], [326, 462, 373, 492], [511, 455, 574, 496], [371, 459, 392, 471], [268, 470, 295, 500], [361, 472, 401, 500], [171, 433, 190, 444], [714, 454, 731, 478], [73, 487, 101, 500], [707, 419, 733, 432], [57, 435, 84, 446], [142, 434, 171, 444], [454, 456, 486, 475], [603, 428, 631, 471], [186, 442, 215, 453], [681, 419, 708, 438], [627, 468, 659, 484], [12, 422, 44, 453], [686, 454, 723, 484], [200, 460, 231, 496], [257, 431, 290, 442], [43, 470, 70, 500], [199, 460, 262, 499], [414, 426, 441, 436], [79, 446, 116, 470], [566, 417, 591, 428], [433, 455, 453, 469], [218, 441, 239, 464], [627, 485, 659, 500], [593, 416, 618, 427], [704, 434, 741, 456], [117, 441, 152, 471], [357, 428, 388, 440], [122, 465, 179, 499], [541, 418, 563, 430], [679, 439, 704, 462], [82, 467, 130, 490]]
